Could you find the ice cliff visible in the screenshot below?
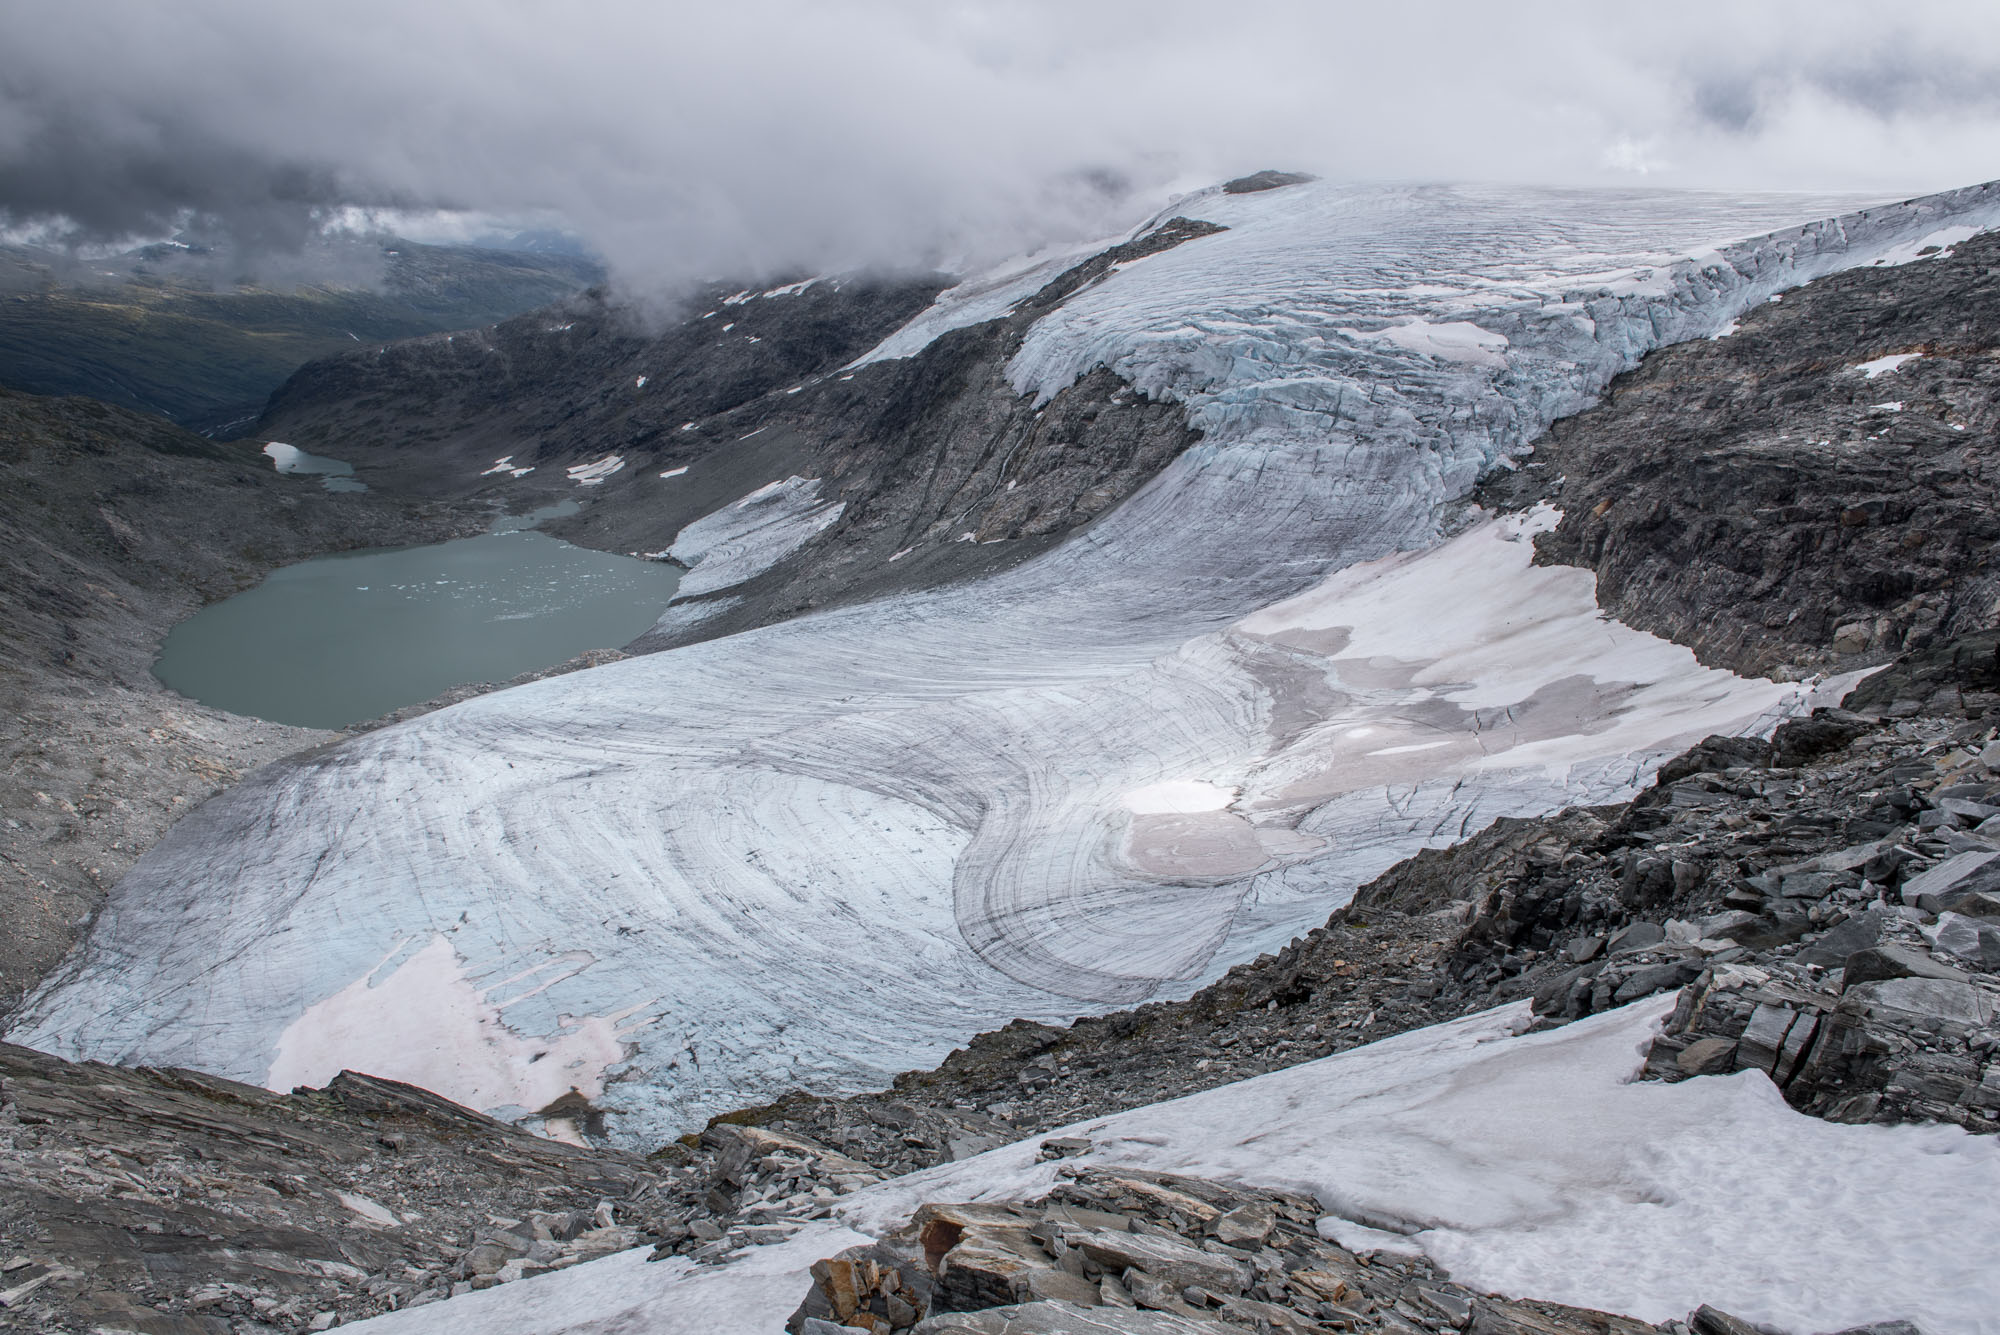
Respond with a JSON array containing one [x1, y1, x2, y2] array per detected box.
[[15, 179, 2000, 1145]]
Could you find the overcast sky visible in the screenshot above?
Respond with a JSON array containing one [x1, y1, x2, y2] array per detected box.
[[4, 0, 2000, 290]]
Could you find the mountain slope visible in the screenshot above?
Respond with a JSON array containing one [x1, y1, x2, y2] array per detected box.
[[0, 241, 602, 433]]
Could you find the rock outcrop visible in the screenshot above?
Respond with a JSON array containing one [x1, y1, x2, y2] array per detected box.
[[1478, 229, 2000, 680], [782, 1166, 1804, 1335], [0, 1044, 670, 1331]]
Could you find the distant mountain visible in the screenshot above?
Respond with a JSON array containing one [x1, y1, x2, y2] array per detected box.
[[0, 239, 603, 434]]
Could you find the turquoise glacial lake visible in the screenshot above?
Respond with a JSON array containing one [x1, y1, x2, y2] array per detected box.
[[154, 531, 681, 728]]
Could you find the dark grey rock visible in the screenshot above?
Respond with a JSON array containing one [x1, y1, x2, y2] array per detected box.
[[1613, 962, 1700, 1005], [1797, 909, 1894, 968], [1610, 922, 1666, 954], [1899, 851, 1999, 910], [1842, 944, 1971, 988], [1931, 913, 2000, 969]]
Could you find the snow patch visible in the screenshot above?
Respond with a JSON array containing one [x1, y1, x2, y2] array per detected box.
[[375, 999, 2000, 1335], [566, 455, 625, 486], [347, 1223, 871, 1335], [1855, 352, 1923, 379], [266, 935, 653, 1116], [1869, 224, 1984, 267], [839, 999, 2000, 1334], [666, 477, 844, 601], [849, 229, 1143, 368]]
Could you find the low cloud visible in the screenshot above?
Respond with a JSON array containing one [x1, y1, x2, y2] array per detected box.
[[5, 1, 2000, 293]]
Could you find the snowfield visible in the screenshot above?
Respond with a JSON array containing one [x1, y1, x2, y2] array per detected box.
[[346, 998, 2000, 1335], [14, 179, 2000, 1148]]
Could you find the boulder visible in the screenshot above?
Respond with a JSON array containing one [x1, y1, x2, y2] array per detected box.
[[1608, 922, 1664, 954], [1899, 851, 2000, 910], [1071, 1229, 1251, 1296], [1676, 1038, 1739, 1076], [1797, 909, 1894, 968], [1841, 976, 1998, 1027], [1841, 944, 1970, 988]]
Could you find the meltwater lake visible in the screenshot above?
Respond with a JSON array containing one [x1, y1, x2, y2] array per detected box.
[[154, 529, 681, 729]]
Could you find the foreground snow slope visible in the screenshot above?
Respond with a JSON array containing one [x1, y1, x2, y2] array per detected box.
[[349, 999, 2000, 1335], [15, 181, 2000, 1143]]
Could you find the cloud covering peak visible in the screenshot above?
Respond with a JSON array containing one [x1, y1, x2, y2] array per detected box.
[[6, 1, 2000, 291]]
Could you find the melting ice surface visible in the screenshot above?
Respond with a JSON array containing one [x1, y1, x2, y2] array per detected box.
[[263, 440, 367, 492], [152, 531, 681, 728], [18, 179, 2000, 1145]]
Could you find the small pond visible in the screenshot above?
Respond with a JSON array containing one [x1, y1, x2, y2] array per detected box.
[[264, 441, 368, 492], [154, 530, 681, 728]]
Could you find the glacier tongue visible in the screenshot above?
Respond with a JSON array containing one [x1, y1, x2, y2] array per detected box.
[[14, 180, 2000, 1145]]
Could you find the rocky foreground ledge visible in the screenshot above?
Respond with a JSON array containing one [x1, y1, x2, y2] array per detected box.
[[782, 1165, 1912, 1335]]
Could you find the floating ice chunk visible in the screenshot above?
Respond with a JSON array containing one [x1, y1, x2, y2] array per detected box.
[[635, 376, 647, 388]]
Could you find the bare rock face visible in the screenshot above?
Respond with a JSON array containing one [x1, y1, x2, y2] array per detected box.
[[1478, 230, 2000, 681]]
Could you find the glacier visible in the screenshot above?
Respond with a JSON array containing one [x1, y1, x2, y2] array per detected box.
[[13, 179, 2000, 1146]]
